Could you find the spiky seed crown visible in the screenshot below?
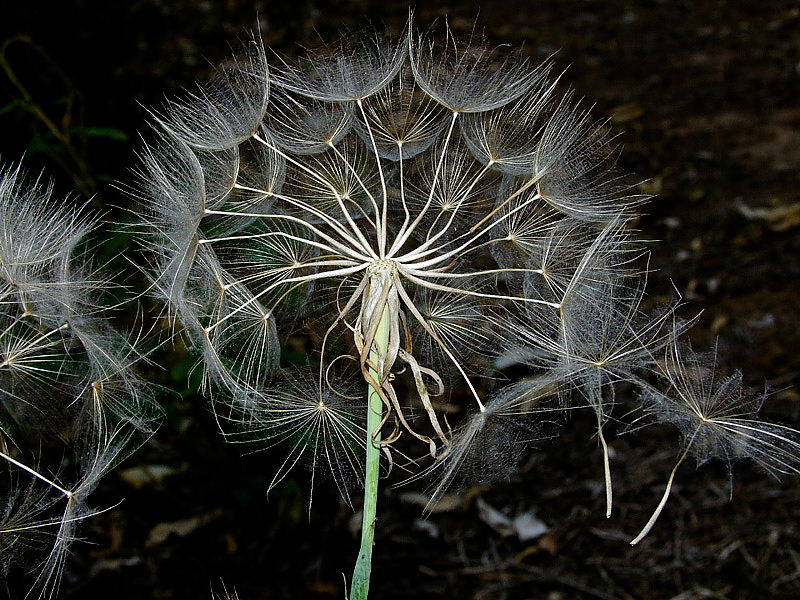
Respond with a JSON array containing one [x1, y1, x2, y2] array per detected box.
[[0, 163, 159, 597], [137, 21, 799, 538], [139, 23, 638, 477]]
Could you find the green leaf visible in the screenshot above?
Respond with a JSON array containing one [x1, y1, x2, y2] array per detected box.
[[0, 100, 20, 116], [84, 126, 129, 142], [27, 137, 65, 155]]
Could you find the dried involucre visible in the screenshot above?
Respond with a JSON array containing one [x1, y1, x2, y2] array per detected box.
[[0, 163, 158, 598], [137, 21, 798, 546]]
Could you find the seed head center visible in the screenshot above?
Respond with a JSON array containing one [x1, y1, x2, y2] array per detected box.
[[368, 259, 397, 276]]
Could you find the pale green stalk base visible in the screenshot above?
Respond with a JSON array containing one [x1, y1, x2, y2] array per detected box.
[[350, 305, 389, 600]]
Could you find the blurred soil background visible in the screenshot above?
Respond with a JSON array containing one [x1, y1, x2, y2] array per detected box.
[[1, 1, 799, 599]]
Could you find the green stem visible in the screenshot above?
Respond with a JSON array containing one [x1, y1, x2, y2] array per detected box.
[[350, 303, 389, 600]]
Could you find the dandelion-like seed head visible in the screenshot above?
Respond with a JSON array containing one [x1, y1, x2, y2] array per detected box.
[[137, 19, 799, 552], [138, 20, 646, 492], [0, 163, 159, 597]]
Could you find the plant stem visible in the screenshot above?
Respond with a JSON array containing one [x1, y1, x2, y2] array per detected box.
[[350, 302, 389, 600]]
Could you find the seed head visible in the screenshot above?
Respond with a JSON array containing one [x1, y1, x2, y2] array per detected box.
[[0, 162, 159, 597], [136, 19, 798, 545]]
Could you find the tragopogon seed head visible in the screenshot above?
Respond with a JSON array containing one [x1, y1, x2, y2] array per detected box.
[[0, 162, 159, 598], [141, 18, 639, 442], [137, 19, 799, 544], [135, 19, 650, 488]]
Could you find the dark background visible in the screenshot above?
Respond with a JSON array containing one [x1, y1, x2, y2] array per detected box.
[[1, 1, 799, 599]]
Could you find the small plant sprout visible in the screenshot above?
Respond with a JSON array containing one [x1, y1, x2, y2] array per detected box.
[[0, 162, 158, 598], [135, 19, 800, 598]]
